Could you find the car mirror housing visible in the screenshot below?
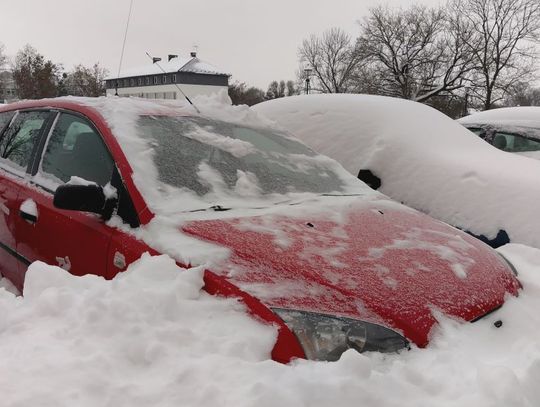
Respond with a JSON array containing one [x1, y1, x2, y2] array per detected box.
[[53, 184, 106, 215]]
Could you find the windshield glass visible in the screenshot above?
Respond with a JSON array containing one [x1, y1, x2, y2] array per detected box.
[[137, 115, 350, 202]]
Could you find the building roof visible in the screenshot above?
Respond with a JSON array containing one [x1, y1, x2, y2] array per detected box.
[[106, 56, 229, 80]]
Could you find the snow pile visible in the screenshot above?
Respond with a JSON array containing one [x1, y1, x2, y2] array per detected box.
[[1, 245, 540, 406], [253, 94, 540, 249], [0, 254, 276, 406]]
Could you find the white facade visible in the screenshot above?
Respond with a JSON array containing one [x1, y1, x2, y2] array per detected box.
[[106, 83, 228, 100], [105, 54, 229, 101]]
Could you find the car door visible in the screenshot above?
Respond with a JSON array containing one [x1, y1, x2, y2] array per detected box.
[[0, 109, 52, 288], [15, 110, 118, 289]]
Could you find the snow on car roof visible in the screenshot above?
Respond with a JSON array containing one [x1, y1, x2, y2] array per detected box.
[[253, 94, 540, 249], [458, 106, 540, 140]]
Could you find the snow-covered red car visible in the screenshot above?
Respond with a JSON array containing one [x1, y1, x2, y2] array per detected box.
[[458, 106, 540, 159], [0, 96, 519, 362], [254, 94, 540, 250]]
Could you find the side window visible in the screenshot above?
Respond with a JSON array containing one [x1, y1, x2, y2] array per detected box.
[[41, 113, 114, 186], [0, 111, 49, 171], [0, 111, 15, 135], [492, 132, 540, 152], [508, 134, 540, 152]]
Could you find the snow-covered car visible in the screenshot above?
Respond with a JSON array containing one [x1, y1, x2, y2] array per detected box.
[[0, 96, 519, 362], [458, 107, 540, 159], [253, 94, 540, 249]]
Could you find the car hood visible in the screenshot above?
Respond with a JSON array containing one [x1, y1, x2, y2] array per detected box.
[[181, 197, 520, 346]]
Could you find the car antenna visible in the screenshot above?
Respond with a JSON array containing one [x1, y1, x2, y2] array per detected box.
[[144, 52, 201, 114], [115, 0, 134, 97]]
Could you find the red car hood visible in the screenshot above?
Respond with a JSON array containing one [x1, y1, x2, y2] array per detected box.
[[182, 198, 519, 346]]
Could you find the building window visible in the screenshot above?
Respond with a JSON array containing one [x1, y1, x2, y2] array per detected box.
[[146, 77, 150, 85], [138, 78, 142, 86], [154, 76, 158, 85], [163, 75, 168, 84], [172, 74, 177, 83], [124, 79, 129, 87], [130, 79, 135, 86]]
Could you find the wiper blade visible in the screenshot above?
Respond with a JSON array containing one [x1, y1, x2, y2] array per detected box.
[[188, 205, 232, 213], [210, 205, 231, 211], [321, 193, 365, 197]]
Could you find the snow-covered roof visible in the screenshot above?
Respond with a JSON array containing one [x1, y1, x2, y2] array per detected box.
[[106, 56, 229, 80], [253, 94, 540, 249], [458, 106, 540, 140]]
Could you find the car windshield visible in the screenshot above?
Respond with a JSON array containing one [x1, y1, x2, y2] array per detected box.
[[136, 115, 349, 201]]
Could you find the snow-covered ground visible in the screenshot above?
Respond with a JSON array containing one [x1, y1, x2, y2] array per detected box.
[[1, 244, 539, 407]]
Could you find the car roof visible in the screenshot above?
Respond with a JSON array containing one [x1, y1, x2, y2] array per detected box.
[[458, 107, 540, 139], [0, 97, 195, 118]]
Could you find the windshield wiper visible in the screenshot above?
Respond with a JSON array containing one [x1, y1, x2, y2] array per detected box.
[[188, 205, 232, 213], [321, 193, 365, 197]]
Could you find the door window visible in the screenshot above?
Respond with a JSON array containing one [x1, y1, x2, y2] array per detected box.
[[0, 111, 49, 172], [41, 113, 114, 186], [0, 111, 15, 134], [493, 132, 540, 152]]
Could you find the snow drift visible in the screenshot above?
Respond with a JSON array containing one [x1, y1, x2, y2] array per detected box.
[[1, 245, 540, 406]]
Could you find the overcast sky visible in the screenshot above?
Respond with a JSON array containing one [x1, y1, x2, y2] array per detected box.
[[2, 0, 441, 89]]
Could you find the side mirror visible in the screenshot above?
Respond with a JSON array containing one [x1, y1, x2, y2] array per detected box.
[[53, 184, 106, 214]]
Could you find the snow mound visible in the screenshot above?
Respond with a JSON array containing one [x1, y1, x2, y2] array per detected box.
[[0, 254, 276, 406], [253, 94, 540, 249], [2, 245, 540, 406]]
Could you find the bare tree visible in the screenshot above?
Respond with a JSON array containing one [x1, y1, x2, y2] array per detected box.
[[298, 28, 365, 93], [0, 43, 7, 94], [64, 63, 108, 96], [228, 81, 266, 106], [504, 81, 540, 106], [0, 43, 6, 70], [358, 5, 475, 102], [286, 80, 299, 96], [13, 44, 60, 99], [452, 0, 540, 110]]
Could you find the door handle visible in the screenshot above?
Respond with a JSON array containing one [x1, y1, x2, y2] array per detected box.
[[20, 199, 38, 224]]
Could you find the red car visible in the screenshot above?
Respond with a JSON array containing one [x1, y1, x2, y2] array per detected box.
[[0, 98, 520, 363]]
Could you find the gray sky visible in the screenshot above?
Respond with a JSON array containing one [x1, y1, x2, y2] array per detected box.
[[1, 0, 441, 89]]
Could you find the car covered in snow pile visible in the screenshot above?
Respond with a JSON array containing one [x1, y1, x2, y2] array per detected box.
[[0, 95, 520, 362], [458, 106, 540, 158], [254, 94, 540, 249]]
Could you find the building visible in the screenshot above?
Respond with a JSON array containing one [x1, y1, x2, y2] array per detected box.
[[0, 71, 18, 103], [105, 52, 229, 100]]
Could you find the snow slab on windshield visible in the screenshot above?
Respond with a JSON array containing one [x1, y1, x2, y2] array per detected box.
[[254, 94, 540, 249], [0, 244, 539, 407]]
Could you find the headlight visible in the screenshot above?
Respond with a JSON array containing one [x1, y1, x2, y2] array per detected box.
[[272, 308, 409, 361]]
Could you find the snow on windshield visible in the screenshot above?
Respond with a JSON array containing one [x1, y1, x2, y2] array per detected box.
[[1, 244, 540, 406], [78, 94, 368, 217], [254, 94, 540, 250]]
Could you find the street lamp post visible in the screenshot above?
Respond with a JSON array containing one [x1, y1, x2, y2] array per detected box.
[[304, 67, 312, 95]]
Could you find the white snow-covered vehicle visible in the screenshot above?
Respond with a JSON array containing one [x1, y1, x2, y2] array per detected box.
[[254, 94, 540, 248]]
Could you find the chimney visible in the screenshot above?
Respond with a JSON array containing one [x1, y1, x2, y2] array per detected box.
[[152, 57, 162, 64], [168, 54, 178, 62], [190, 51, 197, 58]]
